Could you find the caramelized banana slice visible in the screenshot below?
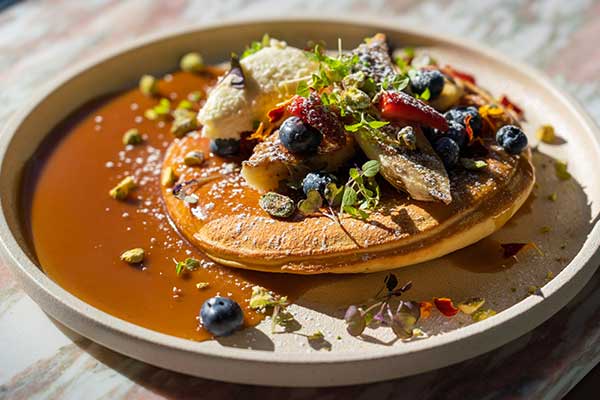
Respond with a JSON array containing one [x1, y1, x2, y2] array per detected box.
[[355, 125, 451, 204], [241, 133, 355, 193]]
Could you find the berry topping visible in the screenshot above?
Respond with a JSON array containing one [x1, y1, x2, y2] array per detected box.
[[409, 69, 445, 100], [444, 120, 468, 148], [287, 94, 344, 143], [200, 296, 244, 337], [496, 125, 528, 155], [210, 138, 240, 157], [279, 116, 323, 154], [379, 91, 448, 131], [302, 172, 336, 196], [433, 137, 460, 167], [444, 106, 482, 136]]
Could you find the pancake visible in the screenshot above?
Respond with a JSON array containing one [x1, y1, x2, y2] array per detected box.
[[161, 134, 534, 274]]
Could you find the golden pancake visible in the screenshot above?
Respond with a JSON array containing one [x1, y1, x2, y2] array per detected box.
[[161, 134, 534, 274]]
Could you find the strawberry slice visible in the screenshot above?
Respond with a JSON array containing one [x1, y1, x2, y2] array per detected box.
[[379, 91, 448, 131]]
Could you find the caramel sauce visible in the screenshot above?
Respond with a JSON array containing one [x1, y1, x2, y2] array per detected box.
[[23, 71, 331, 341]]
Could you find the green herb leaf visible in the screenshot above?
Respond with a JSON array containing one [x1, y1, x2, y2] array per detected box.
[[344, 121, 364, 132], [296, 80, 310, 98], [341, 186, 358, 208], [249, 286, 288, 310], [241, 33, 270, 59], [175, 257, 200, 276], [367, 120, 389, 129], [343, 205, 369, 219], [324, 182, 344, 206], [417, 87, 431, 101], [362, 160, 381, 177]]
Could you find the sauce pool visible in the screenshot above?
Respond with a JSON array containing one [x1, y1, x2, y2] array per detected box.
[[23, 71, 330, 340]]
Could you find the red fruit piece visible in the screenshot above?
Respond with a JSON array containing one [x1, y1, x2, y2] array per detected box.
[[379, 91, 448, 131], [433, 297, 459, 317], [286, 94, 344, 142]]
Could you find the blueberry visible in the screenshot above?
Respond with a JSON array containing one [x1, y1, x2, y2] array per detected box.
[[434, 137, 460, 167], [302, 172, 336, 196], [200, 296, 244, 337], [410, 70, 445, 100], [445, 120, 468, 148], [444, 106, 482, 135], [279, 116, 322, 154], [210, 138, 240, 157], [496, 125, 528, 155]]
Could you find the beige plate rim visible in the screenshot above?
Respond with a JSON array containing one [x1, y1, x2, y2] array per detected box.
[[1, 14, 599, 386]]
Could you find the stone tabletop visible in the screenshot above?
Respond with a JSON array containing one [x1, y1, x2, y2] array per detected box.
[[1, 1, 599, 399]]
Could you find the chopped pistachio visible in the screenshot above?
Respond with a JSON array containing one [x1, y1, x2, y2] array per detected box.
[[196, 282, 210, 289], [177, 99, 193, 110], [307, 331, 325, 341], [122, 128, 143, 146], [460, 158, 487, 170], [471, 309, 497, 322], [161, 166, 177, 187], [144, 109, 158, 120], [171, 108, 198, 138], [180, 52, 204, 73], [187, 91, 203, 102], [183, 150, 205, 166], [139, 74, 158, 96], [457, 297, 485, 315], [120, 248, 145, 264], [259, 192, 296, 218], [536, 124, 555, 143], [540, 226, 551, 234], [546, 271, 555, 281], [397, 126, 416, 150], [554, 161, 571, 180], [510, 287, 517, 293], [109, 176, 136, 200], [547, 192, 557, 201], [527, 285, 538, 295]]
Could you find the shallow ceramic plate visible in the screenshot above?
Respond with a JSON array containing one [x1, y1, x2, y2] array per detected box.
[[1, 17, 599, 387]]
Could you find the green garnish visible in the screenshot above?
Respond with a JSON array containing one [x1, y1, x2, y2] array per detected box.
[[176, 99, 193, 110], [339, 160, 381, 219], [241, 33, 270, 59], [344, 113, 389, 133], [554, 161, 571, 180], [460, 158, 488, 170], [471, 309, 497, 322], [145, 98, 171, 120], [175, 257, 200, 276], [296, 80, 310, 98], [249, 286, 292, 332], [548, 192, 557, 201], [298, 190, 323, 215]]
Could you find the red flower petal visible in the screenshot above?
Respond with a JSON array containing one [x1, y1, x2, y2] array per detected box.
[[434, 297, 459, 317]]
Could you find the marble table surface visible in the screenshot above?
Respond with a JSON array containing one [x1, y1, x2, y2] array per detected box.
[[1, 1, 599, 399]]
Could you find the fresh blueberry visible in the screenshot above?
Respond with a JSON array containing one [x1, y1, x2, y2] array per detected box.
[[210, 138, 240, 157], [445, 120, 468, 148], [410, 70, 445, 100], [279, 116, 322, 154], [444, 106, 482, 135], [422, 126, 438, 143], [200, 296, 244, 337], [434, 137, 460, 167], [496, 125, 528, 155], [302, 172, 336, 196]]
